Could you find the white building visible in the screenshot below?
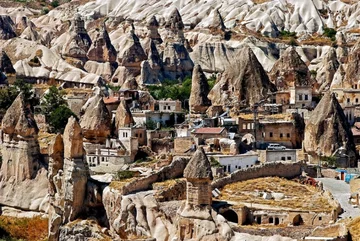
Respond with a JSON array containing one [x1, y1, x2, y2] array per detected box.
[[212, 153, 259, 173], [266, 149, 297, 162]]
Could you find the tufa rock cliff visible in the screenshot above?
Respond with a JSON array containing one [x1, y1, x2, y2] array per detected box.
[[208, 46, 276, 109], [86, 23, 117, 63], [304, 92, 357, 167], [189, 64, 211, 114], [79, 93, 111, 143], [269, 47, 311, 90]]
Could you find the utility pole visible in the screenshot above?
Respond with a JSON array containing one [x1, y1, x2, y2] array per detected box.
[[253, 103, 259, 149], [317, 147, 322, 178]]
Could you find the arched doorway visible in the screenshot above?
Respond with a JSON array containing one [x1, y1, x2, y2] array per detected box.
[[221, 210, 238, 223], [293, 214, 304, 226]]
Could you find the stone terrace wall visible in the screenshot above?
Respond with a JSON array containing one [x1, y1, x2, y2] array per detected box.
[[212, 161, 303, 189], [121, 156, 190, 195]]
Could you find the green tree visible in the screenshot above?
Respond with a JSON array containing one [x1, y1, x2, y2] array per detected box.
[[42, 86, 66, 113], [48, 105, 77, 133]]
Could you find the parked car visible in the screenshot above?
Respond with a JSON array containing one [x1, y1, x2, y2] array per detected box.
[[267, 143, 286, 150]]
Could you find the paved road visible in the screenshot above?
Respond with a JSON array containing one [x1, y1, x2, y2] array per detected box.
[[316, 178, 360, 219]]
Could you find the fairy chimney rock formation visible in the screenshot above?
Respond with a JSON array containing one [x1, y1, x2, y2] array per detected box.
[[62, 14, 92, 60], [209, 9, 226, 32], [269, 46, 311, 90], [165, 8, 185, 42], [183, 147, 213, 206], [344, 39, 360, 87], [62, 116, 88, 222], [0, 15, 16, 40], [115, 99, 134, 130], [118, 30, 147, 67], [2, 93, 38, 138], [189, 64, 211, 114], [87, 23, 117, 63], [0, 49, 15, 74], [304, 92, 357, 167], [208, 46, 276, 108], [79, 94, 111, 143], [147, 16, 162, 44], [63, 116, 83, 159], [317, 48, 339, 92], [1, 93, 40, 182]]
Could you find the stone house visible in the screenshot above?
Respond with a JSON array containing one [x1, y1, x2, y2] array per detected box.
[[192, 127, 228, 140], [238, 115, 304, 149], [266, 149, 297, 162], [290, 86, 312, 109], [157, 99, 182, 112], [212, 153, 259, 173]]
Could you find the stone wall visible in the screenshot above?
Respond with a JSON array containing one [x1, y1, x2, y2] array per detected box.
[[211, 161, 303, 189], [174, 137, 193, 153], [117, 157, 190, 195]]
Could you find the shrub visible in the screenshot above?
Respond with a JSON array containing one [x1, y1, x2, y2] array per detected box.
[[323, 27, 337, 41], [210, 157, 222, 167], [280, 30, 297, 38], [50, 0, 59, 8], [114, 170, 134, 181], [48, 105, 77, 133], [288, 37, 298, 46], [41, 7, 49, 15]]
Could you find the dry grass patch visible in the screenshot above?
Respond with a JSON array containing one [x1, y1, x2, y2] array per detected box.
[[0, 216, 48, 241], [348, 216, 360, 240], [218, 177, 334, 212], [252, 0, 271, 4]]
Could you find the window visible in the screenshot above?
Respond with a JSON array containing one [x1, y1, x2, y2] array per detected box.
[[235, 165, 238, 169], [163, 106, 166, 110], [281, 157, 286, 161], [280, 133, 283, 138], [269, 217, 273, 223], [262, 132, 265, 137], [246, 165, 249, 168], [243, 124, 247, 129], [135, 133, 138, 137], [287, 156, 291, 160], [139, 133, 142, 138], [270, 132, 273, 138], [287, 133, 290, 138], [347, 98, 350, 103], [299, 95, 303, 101], [168, 106, 171, 110], [304, 95, 308, 101], [319, 217, 322, 221], [356, 98, 359, 103]]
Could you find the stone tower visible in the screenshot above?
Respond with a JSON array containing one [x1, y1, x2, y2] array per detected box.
[[183, 147, 213, 206]]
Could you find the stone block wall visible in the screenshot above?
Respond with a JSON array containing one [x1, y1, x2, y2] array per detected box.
[[212, 161, 303, 189], [186, 179, 212, 205], [174, 137, 193, 153]]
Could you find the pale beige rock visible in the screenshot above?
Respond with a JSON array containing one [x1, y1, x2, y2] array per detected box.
[[147, 16, 162, 44], [79, 94, 111, 143], [317, 48, 339, 92], [269, 47, 311, 90], [189, 64, 211, 114], [304, 92, 357, 166], [63, 116, 83, 159], [2, 93, 38, 138], [208, 46, 276, 108], [114, 99, 134, 129], [62, 14, 92, 59], [86, 23, 117, 63]]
